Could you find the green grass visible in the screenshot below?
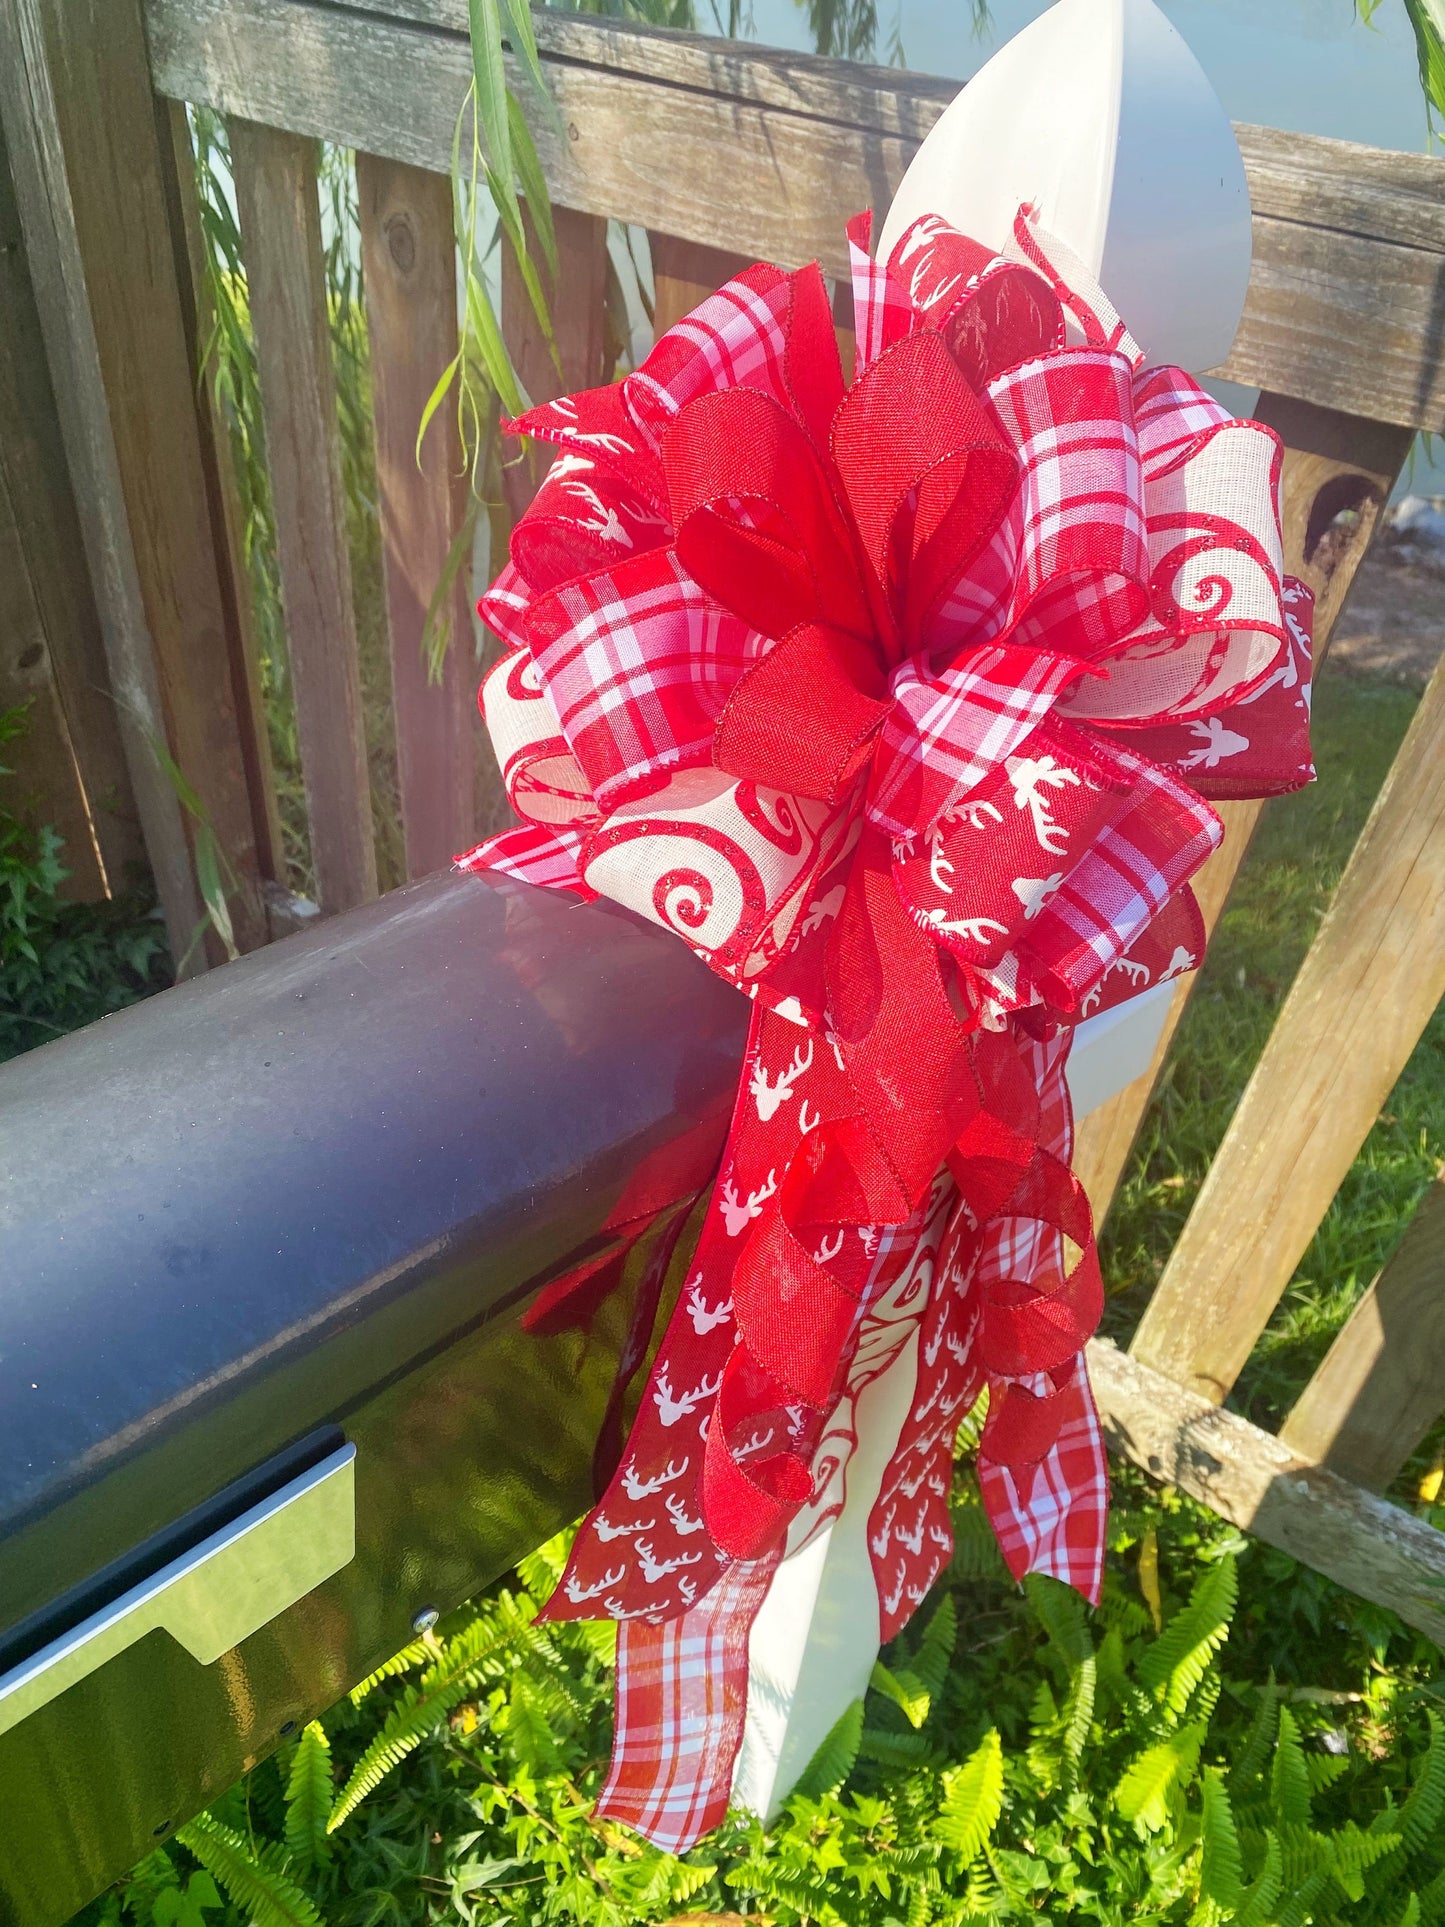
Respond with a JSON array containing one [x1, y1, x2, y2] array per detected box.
[[1099, 662, 1445, 1488]]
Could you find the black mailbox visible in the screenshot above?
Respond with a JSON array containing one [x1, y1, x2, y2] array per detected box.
[[0, 872, 747, 1927]]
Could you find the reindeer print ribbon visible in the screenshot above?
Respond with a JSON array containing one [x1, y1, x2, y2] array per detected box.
[[459, 205, 1314, 1850]]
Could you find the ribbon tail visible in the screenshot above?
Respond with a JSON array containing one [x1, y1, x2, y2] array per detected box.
[[596, 1552, 781, 1851]]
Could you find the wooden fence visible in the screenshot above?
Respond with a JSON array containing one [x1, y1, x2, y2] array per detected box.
[[3, 0, 1445, 1638]]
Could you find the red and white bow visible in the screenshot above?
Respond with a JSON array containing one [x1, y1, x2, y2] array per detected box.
[[460, 206, 1314, 1850]]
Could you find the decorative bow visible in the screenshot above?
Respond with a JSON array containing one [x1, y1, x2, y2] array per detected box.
[[461, 206, 1313, 1849]]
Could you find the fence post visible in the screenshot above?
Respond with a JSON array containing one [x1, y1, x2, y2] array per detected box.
[[0, 0, 275, 965]]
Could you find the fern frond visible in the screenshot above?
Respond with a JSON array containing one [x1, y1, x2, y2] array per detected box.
[[1393, 1895, 1423, 1927], [793, 1698, 865, 1799], [515, 1528, 572, 1600], [1271, 1706, 1313, 1828], [1231, 1677, 1279, 1794], [1307, 1753, 1351, 1795], [1061, 1654, 1097, 1778], [1232, 1830, 1283, 1927], [1395, 1712, 1445, 1855], [1139, 1556, 1237, 1720], [858, 1726, 940, 1769], [935, 1728, 1004, 1863], [1114, 1722, 1206, 1833], [911, 1594, 958, 1702], [328, 1602, 530, 1830], [502, 1669, 561, 1773], [950, 1484, 1009, 1583], [347, 1639, 428, 1705], [1198, 1769, 1243, 1910], [1418, 1864, 1445, 1927], [1327, 1819, 1403, 1902], [1274, 1864, 1332, 1927], [871, 1658, 932, 1729], [177, 1814, 321, 1927], [282, 1723, 332, 1870], [1026, 1572, 1093, 1668]]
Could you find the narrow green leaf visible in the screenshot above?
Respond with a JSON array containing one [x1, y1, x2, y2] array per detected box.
[[468, 0, 519, 234], [507, 93, 557, 279]]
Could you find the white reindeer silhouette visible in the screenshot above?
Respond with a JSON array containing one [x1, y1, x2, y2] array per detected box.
[[635, 1538, 704, 1583], [929, 828, 956, 893], [749, 1038, 814, 1121], [593, 1513, 654, 1541], [961, 799, 1004, 832], [801, 884, 845, 935], [1159, 945, 1196, 981], [560, 478, 635, 548], [621, 1455, 688, 1500], [665, 1492, 706, 1535], [1180, 714, 1249, 771], [685, 1280, 733, 1335], [719, 1170, 777, 1236], [677, 1574, 698, 1606], [927, 907, 1009, 946], [1006, 754, 1081, 855], [798, 1100, 820, 1136], [1011, 871, 1065, 920], [564, 1564, 626, 1604], [654, 1368, 722, 1427], [733, 1423, 777, 1461], [813, 1229, 844, 1265]]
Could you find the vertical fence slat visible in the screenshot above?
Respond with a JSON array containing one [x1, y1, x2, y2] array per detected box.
[[649, 231, 754, 336], [1130, 639, 1445, 1402], [357, 153, 475, 880], [1279, 1174, 1445, 1489], [1073, 397, 1413, 1220], [500, 206, 610, 518], [0, 0, 275, 963], [0, 110, 138, 899], [230, 118, 377, 914], [160, 99, 286, 897]]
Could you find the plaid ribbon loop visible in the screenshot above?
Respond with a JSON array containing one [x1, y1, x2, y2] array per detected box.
[[458, 206, 1315, 1851]]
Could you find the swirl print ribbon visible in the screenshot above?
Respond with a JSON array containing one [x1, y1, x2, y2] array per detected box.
[[460, 206, 1315, 1850]]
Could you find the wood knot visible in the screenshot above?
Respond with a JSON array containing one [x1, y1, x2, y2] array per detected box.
[[385, 211, 416, 275]]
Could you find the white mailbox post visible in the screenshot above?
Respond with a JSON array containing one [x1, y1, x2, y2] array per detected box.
[[735, 0, 1252, 1817]]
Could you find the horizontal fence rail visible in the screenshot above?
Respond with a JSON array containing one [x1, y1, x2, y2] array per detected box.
[[144, 0, 1445, 432]]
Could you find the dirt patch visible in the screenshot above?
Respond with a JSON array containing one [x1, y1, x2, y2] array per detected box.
[[1328, 546, 1445, 692]]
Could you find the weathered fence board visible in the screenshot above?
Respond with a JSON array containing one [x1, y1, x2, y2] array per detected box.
[[1131, 642, 1445, 1403], [230, 118, 377, 913], [1088, 1339, 1445, 1647], [357, 153, 475, 880], [161, 97, 286, 898], [1280, 1175, 1445, 1491], [500, 202, 610, 517], [0, 116, 136, 901], [144, 0, 1445, 434], [0, 0, 277, 963], [650, 232, 755, 335]]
